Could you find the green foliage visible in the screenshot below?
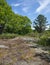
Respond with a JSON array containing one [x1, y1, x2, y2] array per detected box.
[[42, 30, 50, 37], [33, 14, 47, 33], [26, 31, 39, 38], [0, 33, 18, 39], [0, 0, 13, 33], [5, 15, 32, 34], [0, 0, 32, 34], [38, 35, 50, 46]]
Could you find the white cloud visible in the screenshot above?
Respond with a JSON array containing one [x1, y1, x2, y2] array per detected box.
[[11, 3, 20, 7], [44, 6, 50, 14], [21, 0, 35, 13], [36, 0, 50, 13], [22, 0, 34, 7], [22, 7, 29, 13], [14, 11, 18, 14], [46, 25, 49, 30]]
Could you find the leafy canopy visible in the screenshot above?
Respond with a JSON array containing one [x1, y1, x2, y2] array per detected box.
[[33, 14, 47, 33], [0, 0, 32, 34]]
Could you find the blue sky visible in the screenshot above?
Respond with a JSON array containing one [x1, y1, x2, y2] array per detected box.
[[6, 0, 50, 25]]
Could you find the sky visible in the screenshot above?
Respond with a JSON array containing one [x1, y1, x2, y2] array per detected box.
[[6, 0, 50, 26]]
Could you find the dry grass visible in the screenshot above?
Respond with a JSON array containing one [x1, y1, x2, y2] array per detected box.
[[0, 37, 50, 65], [0, 37, 35, 64]]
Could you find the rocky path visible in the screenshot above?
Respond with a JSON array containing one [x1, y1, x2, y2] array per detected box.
[[0, 37, 50, 65], [22, 37, 50, 63]]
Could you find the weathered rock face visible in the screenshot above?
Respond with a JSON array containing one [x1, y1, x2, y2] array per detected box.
[[0, 45, 9, 48], [0, 37, 50, 65]]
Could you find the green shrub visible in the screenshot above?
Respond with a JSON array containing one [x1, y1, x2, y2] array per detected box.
[[38, 35, 50, 46], [46, 37, 50, 46], [26, 32, 39, 38], [0, 33, 18, 39]]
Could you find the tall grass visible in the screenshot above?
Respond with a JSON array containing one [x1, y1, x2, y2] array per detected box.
[[38, 35, 50, 46], [0, 33, 18, 39]]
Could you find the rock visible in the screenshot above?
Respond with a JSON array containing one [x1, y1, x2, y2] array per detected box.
[[0, 45, 9, 48], [35, 52, 50, 63]]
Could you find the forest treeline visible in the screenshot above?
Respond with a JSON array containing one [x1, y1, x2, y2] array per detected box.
[[0, 0, 32, 34]]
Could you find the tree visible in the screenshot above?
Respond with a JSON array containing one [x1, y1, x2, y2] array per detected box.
[[0, 0, 32, 34], [33, 14, 47, 36], [0, 0, 12, 33]]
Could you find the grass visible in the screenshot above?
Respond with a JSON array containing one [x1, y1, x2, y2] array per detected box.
[[0, 38, 35, 63], [37, 34, 50, 46], [0, 33, 18, 39]]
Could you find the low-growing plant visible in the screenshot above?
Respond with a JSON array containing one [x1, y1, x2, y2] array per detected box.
[[26, 32, 39, 38], [0, 33, 18, 39], [38, 35, 50, 46]]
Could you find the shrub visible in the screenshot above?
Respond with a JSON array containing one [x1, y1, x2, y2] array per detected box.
[[0, 33, 18, 39], [38, 35, 50, 46], [26, 32, 39, 38]]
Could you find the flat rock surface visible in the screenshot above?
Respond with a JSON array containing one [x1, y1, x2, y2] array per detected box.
[[0, 37, 50, 65]]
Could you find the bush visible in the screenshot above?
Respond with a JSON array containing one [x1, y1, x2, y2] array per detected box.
[[46, 37, 50, 46], [0, 33, 18, 39], [26, 32, 39, 38], [38, 35, 50, 46]]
